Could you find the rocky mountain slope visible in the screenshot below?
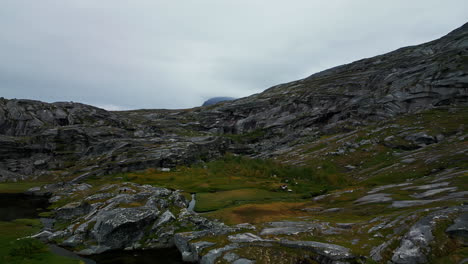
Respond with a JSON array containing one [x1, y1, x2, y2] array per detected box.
[[0, 23, 467, 263], [1, 23, 467, 183]]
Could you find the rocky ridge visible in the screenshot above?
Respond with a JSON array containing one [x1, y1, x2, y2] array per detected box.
[[1, 23, 467, 182]]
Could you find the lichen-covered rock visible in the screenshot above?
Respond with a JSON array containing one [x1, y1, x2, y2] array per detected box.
[[90, 207, 159, 249], [446, 212, 468, 245], [38, 183, 227, 256], [404, 132, 437, 146], [55, 201, 92, 220], [279, 239, 355, 263], [391, 205, 467, 264], [355, 193, 393, 205]]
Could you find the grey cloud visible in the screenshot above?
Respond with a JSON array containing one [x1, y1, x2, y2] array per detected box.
[[0, 0, 467, 110]]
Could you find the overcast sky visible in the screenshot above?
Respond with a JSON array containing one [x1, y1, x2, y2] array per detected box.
[[1, 1, 467, 110]]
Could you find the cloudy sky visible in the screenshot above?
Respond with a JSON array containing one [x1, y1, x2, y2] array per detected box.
[[1, 1, 467, 110]]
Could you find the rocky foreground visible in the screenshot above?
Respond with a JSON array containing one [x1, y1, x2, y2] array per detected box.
[[1, 23, 467, 263], [28, 165, 467, 264]]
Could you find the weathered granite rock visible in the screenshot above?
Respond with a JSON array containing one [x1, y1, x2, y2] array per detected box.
[[29, 230, 54, 241], [228, 233, 266, 243], [446, 212, 468, 245], [183, 241, 216, 262], [55, 201, 92, 220], [280, 239, 355, 262], [355, 193, 393, 204], [390, 200, 436, 208], [260, 221, 320, 236], [90, 207, 159, 250], [152, 210, 176, 230], [200, 244, 242, 264], [391, 205, 467, 264], [402, 182, 450, 191], [174, 227, 237, 262], [410, 187, 457, 199], [223, 252, 240, 262], [232, 258, 255, 264], [371, 237, 398, 262], [35, 183, 228, 256], [322, 208, 343, 213], [404, 132, 437, 145]]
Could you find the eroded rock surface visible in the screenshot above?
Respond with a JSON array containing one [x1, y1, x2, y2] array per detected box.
[[29, 183, 226, 255], [391, 206, 467, 264]]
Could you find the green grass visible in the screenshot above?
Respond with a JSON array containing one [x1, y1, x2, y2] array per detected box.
[[79, 154, 349, 222], [205, 201, 313, 225], [86, 154, 344, 200], [0, 220, 79, 264], [0, 182, 47, 193], [195, 188, 289, 212]]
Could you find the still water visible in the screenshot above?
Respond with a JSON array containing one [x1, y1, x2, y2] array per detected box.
[[0, 193, 49, 221]]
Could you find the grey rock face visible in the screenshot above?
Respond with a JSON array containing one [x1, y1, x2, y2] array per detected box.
[[446, 212, 468, 245], [390, 200, 436, 208], [91, 207, 159, 249], [403, 182, 450, 190], [260, 221, 321, 236], [174, 227, 237, 262], [200, 244, 242, 264], [152, 210, 176, 230], [29, 230, 54, 241], [371, 237, 397, 262], [55, 202, 92, 220], [368, 183, 412, 194], [280, 239, 354, 262], [38, 183, 226, 256], [228, 233, 266, 243], [355, 193, 393, 204], [0, 98, 231, 182], [391, 205, 467, 264], [223, 252, 240, 262], [232, 259, 255, 264], [404, 132, 437, 146], [410, 187, 457, 199], [194, 23, 468, 155]]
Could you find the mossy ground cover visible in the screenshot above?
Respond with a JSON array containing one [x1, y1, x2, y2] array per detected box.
[[0, 182, 49, 193], [195, 188, 288, 212], [85, 154, 346, 214], [205, 201, 314, 224], [0, 219, 79, 264]]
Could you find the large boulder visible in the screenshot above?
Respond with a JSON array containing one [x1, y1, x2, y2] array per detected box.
[[91, 207, 159, 249]]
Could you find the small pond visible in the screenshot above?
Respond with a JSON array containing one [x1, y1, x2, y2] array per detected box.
[[0, 193, 49, 221]]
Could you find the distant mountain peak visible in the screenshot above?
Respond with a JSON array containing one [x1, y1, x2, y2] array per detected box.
[[202, 97, 235, 106]]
